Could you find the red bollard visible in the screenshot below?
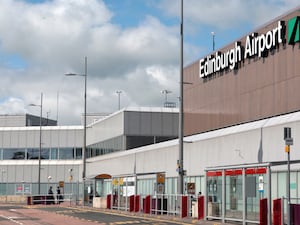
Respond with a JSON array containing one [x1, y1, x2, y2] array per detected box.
[[107, 194, 112, 209], [129, 195, 135, 212], [181, 196, 188, 218], [198, 196, 204, 220], [273, 198, 282, 225], [134, 195, 140, 212], [144, 195, 151, 214], [260, 198, 268, 225]]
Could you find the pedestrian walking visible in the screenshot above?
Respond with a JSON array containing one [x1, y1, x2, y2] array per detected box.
[[48, 186, 55, 204], [56, 186, 62, 204]]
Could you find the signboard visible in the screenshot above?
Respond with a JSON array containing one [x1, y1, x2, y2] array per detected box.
[[15, 183, 31, 195], [187, 182, 195, 195], [59, 181, 64, 188], [122, 177, 135, 197], [156, 173, 165, 184], [258, 176, 264, 193]]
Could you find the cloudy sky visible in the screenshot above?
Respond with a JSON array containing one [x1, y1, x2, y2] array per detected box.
[[0, 0, 299, 125]]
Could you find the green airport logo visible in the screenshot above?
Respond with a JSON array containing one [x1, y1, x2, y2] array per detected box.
[[288, 16, 300, 45]]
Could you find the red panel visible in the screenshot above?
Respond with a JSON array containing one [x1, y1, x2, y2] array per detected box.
[[225, 169, 242, 176], [246, 167, 267, 175], [246, 168, 255, 174], [181, 196, 188, 218], [292, 204, 300, 225], [134, 195, 140, 212], [260, 198, 268, 225], [273, 198, 282, 225], [106, 194, 111, 209], [225, 170, 233, 176], [198, 196, 204, 220], [129, 195, 134, 212], [143, 195, 150, 214], [256, 168, 267, 174], [207, 171, 222, 176]]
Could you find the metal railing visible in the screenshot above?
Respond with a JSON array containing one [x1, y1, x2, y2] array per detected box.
[[110, 193, 200, 218], [27, 193, 77, 206]]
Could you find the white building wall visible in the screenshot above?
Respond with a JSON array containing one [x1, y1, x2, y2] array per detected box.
[[1, 160, 81, 183], [87, 111, 124, 145], [86, 112, 300, 180], [0, 126, 82, 148]]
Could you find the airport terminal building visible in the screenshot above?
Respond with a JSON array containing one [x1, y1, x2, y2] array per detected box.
[[0, 5, 300, 224]]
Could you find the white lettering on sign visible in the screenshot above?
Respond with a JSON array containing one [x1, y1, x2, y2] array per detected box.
[[199, 21, 285, 79]]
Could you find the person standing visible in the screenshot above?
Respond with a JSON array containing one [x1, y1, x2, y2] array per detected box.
[[56, 186, 61, 204], [48, 186, 54, 204]]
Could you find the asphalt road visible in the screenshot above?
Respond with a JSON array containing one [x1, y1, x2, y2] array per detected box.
[[0, 204, 200, 225]]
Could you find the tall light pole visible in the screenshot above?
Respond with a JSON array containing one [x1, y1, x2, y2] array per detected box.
[[178, 0, 184, 195], [116, 90, 122, 110], [211, 31, 215, 51], [65, 56, 87, 205], [161, 89, 172, 106], [29, 92, 43, 195]]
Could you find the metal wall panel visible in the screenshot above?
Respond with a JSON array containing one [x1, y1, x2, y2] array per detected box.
[[140, 112, 152, 136], [184, 8, 300, 136]]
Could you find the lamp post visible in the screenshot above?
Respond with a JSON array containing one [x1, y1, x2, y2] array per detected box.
[[65, 56, 87, 204], [47, 175, 52, 192], [211, 31, 215, 51], [178, 0, 184, 195], [161, 89, 172, 106], [116, 90, 122, 110], [29, 92, 43, 195]]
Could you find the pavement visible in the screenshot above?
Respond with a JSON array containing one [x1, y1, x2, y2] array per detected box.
[[70, 204, 236, 225], [1, 202, 237, 225]]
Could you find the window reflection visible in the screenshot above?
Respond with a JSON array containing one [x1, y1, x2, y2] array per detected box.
[[1, 147, 82, 160]]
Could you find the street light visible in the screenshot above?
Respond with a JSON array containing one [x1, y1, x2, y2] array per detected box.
[[116, 90, 122, 110], [211, 31, 215, 51], [65, 56, 87, 205], [161, 89, 172, 106], [47, 175, 52, 192], [29, 92, 43, 195], [178, 0, 184, 195]]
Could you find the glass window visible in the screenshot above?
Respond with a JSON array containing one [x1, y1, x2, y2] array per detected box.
[[278, 172, 286, 198], [3, 149, 27, 160], [225, 175, 243, 219], [75, 148, 82, 159], [27, 148, 39, 159], [59, 148, 75, 160], [41, 148, 50, 160], [50, 148, 58, 160], [290, 171, 297, 203], [207, 173, 222, 218]]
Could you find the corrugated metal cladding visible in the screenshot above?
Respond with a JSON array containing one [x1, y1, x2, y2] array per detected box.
[[184, 7, 300, 136], [124, 111, 178, 136]]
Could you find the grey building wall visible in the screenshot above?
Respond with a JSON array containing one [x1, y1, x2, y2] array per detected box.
[[0, 114, 57, 127], [86, 107, 179, 151], [124, 110, 178, 136]]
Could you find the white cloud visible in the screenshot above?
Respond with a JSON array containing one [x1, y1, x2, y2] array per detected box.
[[0, 0, 298, 125], [159, 0, 300, 29], [0, 97, 26, 114]]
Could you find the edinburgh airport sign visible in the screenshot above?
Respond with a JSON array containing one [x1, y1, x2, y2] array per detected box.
[[199, 17, 300, 79]]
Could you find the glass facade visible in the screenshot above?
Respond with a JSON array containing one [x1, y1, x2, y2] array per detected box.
[[207, 167, 269, 223], [87, 135, 178, 159], [87, 136, 123, 158], [0, 148, 82, 160], [207, 173, 222, 218]]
